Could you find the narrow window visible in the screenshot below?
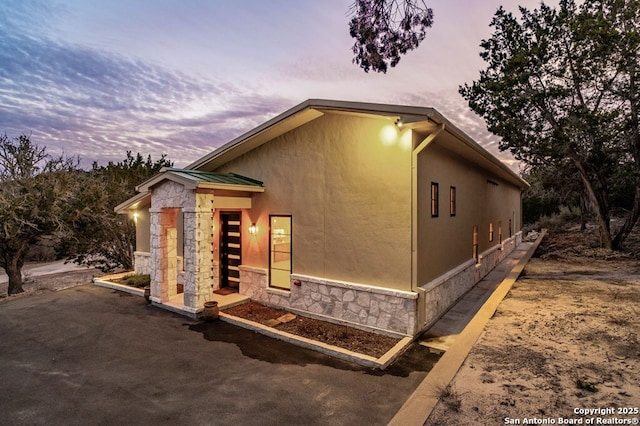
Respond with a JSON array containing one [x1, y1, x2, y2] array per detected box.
[[431, 182, 439, 217], [498, 221, 502, 244], [269, 215, 292, 290], [449, 186, 456, 216], [509, 218, 512, 237], [472, 225, 479, 262], [489, 223, 494, 242]]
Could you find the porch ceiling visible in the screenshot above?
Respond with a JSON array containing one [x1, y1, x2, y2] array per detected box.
[[114, 191, 150, 214]]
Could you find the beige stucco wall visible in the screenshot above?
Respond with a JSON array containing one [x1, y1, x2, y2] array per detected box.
[[214, 113, 413, 291], [135, 206, 150, 253], [416, 141, 522, 285], [135, 202, 183, 256]]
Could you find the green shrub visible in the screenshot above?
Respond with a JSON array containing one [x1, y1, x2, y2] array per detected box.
[[124, 274, 150, 288]]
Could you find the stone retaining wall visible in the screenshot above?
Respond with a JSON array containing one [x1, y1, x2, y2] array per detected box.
[[239, 265, 417, 336]]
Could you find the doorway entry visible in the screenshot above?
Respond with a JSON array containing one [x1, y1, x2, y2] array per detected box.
[[220, 212, 241, 290]]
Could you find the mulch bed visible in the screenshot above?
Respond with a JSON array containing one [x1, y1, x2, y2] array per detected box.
[[223, 301, 400, 358]]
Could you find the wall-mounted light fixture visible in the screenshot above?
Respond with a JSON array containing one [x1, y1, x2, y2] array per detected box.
[[248, 223, 257, 235], [395, 117, 403, 128], [133, 212, 139, 223]]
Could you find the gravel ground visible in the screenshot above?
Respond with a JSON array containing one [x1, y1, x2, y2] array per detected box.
[[428, 224, 640, 425]]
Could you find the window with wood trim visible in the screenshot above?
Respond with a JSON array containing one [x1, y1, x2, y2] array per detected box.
[[269, 215, 292, 290], [498, 221, 502, 244], [431, 182, 439, 217], [489, 222, 494, 242], [449, 186, 456, 216]]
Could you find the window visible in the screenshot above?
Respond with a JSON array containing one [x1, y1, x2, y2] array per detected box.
[[269, 215, 292, 289], [498, 221, 502, 244], [472, 225, 479, 262], [431, 182, 439, 217], [489, 223, 494, 242], [449, 186, 456, 216], [509, 218, 512, 237]]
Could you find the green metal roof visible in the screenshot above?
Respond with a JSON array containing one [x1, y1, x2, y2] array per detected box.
[[163, 168, 263, 187]]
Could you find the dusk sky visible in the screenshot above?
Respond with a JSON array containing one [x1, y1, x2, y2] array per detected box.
[[1, 0, 551, 170]]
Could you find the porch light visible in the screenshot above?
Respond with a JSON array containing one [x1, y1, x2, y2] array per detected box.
[[248, 223, 257, 235], [133, 212, 139, 223], [395, 117, 403, 128]]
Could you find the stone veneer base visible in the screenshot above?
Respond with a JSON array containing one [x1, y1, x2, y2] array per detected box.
[[133, 252, 151, 276], [239, 265, 418, 336], [419, 232, 523, 332]]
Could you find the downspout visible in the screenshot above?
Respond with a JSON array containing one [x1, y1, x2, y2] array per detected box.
[[411, 123, 445, 332]]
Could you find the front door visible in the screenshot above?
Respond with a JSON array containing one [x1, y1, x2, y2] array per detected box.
[[220, 212, 241, 289]]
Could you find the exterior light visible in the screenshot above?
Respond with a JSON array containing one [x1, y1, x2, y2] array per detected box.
[[248, 223, 257, 235], [133, 212, 139, 223], [380, 123, 399, 146], [395, 118, 403, 127]]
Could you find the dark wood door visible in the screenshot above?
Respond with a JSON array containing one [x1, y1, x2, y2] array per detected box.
[[220, 212, 241, 289]]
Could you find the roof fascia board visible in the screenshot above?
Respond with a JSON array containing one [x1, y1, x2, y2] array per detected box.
[[311, 99, 437, 119], [196, 182, 265, 192], [185, 99, 439, 172], [137, 171, 198, 192], [447, 126, 528, 189], [186, 100, 323, 171], [182, 98, 526, 188], [425, 109, 528, 189]]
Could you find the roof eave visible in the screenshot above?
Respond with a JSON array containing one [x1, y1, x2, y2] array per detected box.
[[185, 99, 442, 172], [196, 182, 265, 192], [186, 100, 320, 171], [425, 111, 528, 190], [114, 191, 150, 214]]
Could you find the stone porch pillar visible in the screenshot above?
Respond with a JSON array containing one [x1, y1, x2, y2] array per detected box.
[[182, 193, 214, 312], [149, 208, 161, 303], [150, 207, 179, 303]]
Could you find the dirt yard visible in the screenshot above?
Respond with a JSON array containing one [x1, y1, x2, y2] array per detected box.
[[428, 225, 640, 425]]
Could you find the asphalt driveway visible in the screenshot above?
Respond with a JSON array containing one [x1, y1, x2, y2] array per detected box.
[[0, 285, 439, 425]]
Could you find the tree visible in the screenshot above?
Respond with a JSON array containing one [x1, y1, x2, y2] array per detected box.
[[522, 162, 584, 225], [0, 134, 78, 294], [348, 0, 434, 73], [64, 152, 171, 271], [460, 0, 640, 250]]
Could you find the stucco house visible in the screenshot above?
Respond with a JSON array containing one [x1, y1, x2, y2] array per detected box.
[[115, 99, 528, 338]]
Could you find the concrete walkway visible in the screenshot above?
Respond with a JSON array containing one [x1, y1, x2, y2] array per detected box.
[[419, 243, 533, 352], [389, 232, 545, 426]]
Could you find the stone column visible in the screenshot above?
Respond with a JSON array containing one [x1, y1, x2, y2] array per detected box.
[[155, 208, 179, 303], [149, 209, 162, 302], [164, 227, 178, 300], [182, 193, 214, 312]]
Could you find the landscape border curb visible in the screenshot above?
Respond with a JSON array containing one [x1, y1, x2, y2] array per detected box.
[[92, 275, 414, 369], [92, 275, 145, 297], [219, 312, 414, 369], [388, 230, 547, 426]]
